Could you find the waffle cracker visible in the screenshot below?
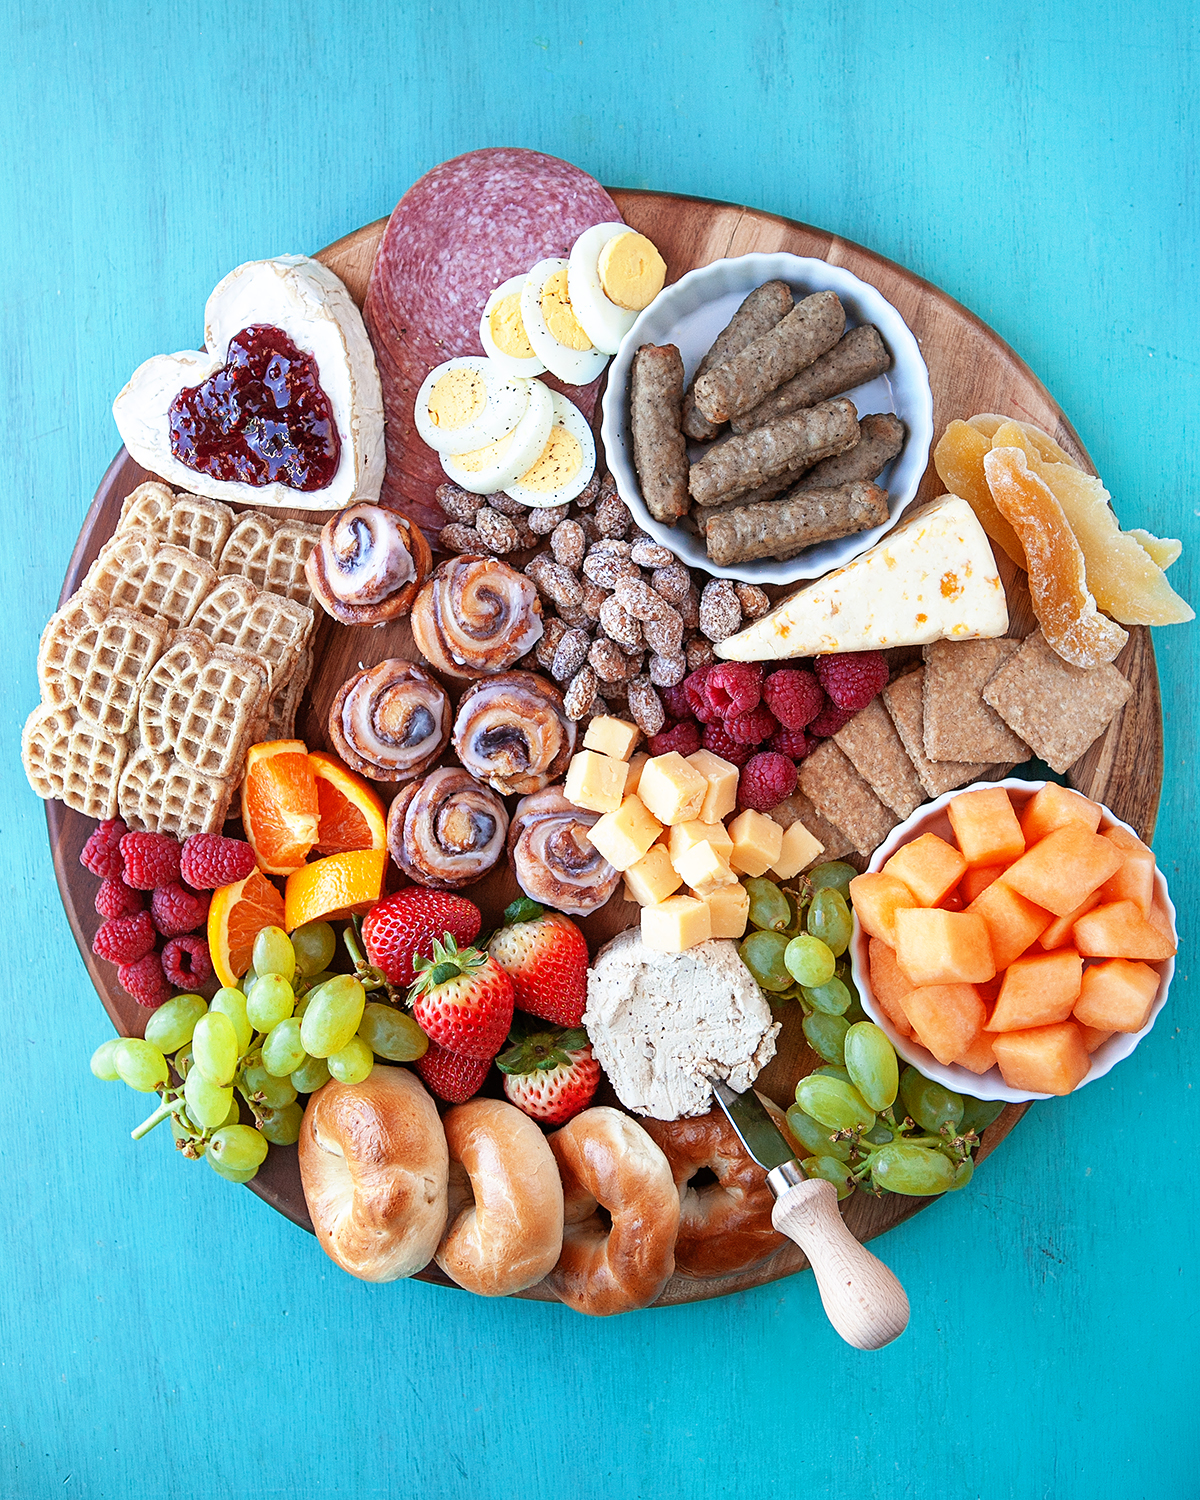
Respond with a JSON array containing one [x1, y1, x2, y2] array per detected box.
[[118, 482, 235, 565], [118, 746, 234, 838], [265, 643, 313, 741], [83, 528, 217, 628], [220, 512, 322, 606], [139, 630, 269, 778], [189, 575, 313, 690], [37, 590, 114, 707], [22, 704, 129, 820], [64, 607, 169, 736]]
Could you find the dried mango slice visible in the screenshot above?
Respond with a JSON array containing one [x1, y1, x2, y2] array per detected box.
[[1127, 528, 1182, 571], [982, 446, 1128, 668], [967, 413, 1079, 467], [933, 421, 1026, 567]]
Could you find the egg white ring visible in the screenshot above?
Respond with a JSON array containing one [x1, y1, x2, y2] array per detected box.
[[479, 276, 546, 378], [440, 378, 555, 494], [414, 357, 530, 456], [567, 224, 640, 356], [504, 391, 597, 508], [519, 258, 610, 387]]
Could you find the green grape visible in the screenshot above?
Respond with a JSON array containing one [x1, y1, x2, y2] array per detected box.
[[785, 1105, 851, 1163], [240, 963, 259, 992], [802, 1155, 853, 1200], [253, 926, 296, 983], [807, 887, 852, 956], [144, 994, 207, 1054], [184, 1066, 234, 1128], [173, 1044, 193, 1080], [871, 1142, 955, 1196], [300, 974, 366, 1058], [327, 1035, 374, 1085], [292, 921, 337, 978], [240, 1063, 297, 1109], [220, 1096, 241, 1128], [259, 1102, 304, 1145], [808, 861, 856, 901], [899, 1066, 964, 1134], [959, 1096, 1006, 1136], [744, 877, 791, 933], [794, 1074, 875, 1133], [358, 1003, 429, 1062], [802, 1011, 849, 1065], [949, 1157, 974, 1191], [246, 973, 295, 1032], [191, 1011, 239, 1087], [112, 1038, 168, 1093], [291, 1055, 331, 1094], [863, 1122, 895, 1145], [784, 933, 835, 987], [261, 1018, 307, 1077], [207, 1156, 259, 1183], [739, 930, 793, 992], [208, 1123, 269, 1175], [801, 977, 851, 1015], [210, 988, 253, 1055], [844, 1022, 899, 1111], [90, 1039, 122, 1081], [812, 1065, 851, 1083]]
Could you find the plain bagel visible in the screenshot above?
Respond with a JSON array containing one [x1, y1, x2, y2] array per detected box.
[[298, 1065, 448, 1282]]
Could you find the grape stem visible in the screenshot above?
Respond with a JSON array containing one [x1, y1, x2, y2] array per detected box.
[[343, 920, 404, 1006], [131, 1094, 186, 1141]]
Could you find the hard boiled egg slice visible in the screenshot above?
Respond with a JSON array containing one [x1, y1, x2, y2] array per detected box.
[[414, 357, 530, 456], [520, 259, 610, 386], [440, 377, 555, 494], [568, 225, 666, 355], [479, 276, 546, 377], [504, 391, 597, 508]]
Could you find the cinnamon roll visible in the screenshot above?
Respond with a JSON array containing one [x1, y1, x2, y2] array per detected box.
[[411, 555, 543, 678], [306, 503, 432, 626], [507, 786, 621, 917], [329, 659, 450, 782], [387, 767, 509, 891], [452, 672, 574, 797]]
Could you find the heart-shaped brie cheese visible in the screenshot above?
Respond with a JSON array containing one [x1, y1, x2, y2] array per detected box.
[[113, 256, 384, 512]]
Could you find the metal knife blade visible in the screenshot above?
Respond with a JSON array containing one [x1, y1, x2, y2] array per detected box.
[[709, 1077, 801, 1182]]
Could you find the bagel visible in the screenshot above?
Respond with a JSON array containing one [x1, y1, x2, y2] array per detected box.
[[298, 1065, 448, 1282], [546, 1106, 681, 1316], [435, 1098, 564, 1297]]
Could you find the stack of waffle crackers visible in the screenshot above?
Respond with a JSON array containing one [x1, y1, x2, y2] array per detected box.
[[22, 482, 322, 837]]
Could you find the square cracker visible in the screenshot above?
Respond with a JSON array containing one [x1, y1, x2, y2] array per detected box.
[[882, 668, 990, 797], [833, 697, 926, 819], [922, 638, 1029, 763], [798, 740, 898, 858], [982, 628, 1134, 775]]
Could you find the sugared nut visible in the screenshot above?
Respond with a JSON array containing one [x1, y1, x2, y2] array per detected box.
[[685, 636, 715, 672], [439, 523, 484, 554], [435, 482, 482, 525], [594, 491, 632, 538], [641, 610, 684, 657], [580, 581, 610, 621], [650, 562, 691, 605], [572, 471, 602, 509], [699, 579, 743, 641], [528, 502, 571, 535], [648, 652, 687, 688], [475, 506, 520, 553], [526, 554, 583, 610], [598, 595, 643, 649], [631, 541, 675, 568], [551, 626, 592, 683], [551, 519, 587, 571], [512, 519, 538, 550], [563, 663, 598, 720], [484, 490, 527, 517], [534, 616, 569, 670], [678, 584, 701, 630], [626, 674, 666, 737], [735, 582, 771, 620], [589, 636, 634, 683], [583, 549, 639, 589]]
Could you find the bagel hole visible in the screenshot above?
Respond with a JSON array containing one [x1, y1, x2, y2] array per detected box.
[[689, 1166, 720, 1190], [593, 1204, 614, 1233]]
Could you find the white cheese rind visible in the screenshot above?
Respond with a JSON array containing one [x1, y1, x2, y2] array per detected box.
[[715, 495, 1009, 662], [112, 256, 384, 512]]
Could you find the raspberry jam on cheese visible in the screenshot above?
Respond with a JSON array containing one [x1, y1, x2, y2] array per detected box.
[[168, 325, 340, 491]]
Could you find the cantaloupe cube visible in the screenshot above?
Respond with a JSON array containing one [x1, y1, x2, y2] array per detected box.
[[1073, 900, 1176, 961], [986, 949, 1082, 1032], [948, 786, 1026, 867], [955, 1029, 998, 1076], [883, 833, 967, 907], [1038, 891, 1101, 950], [999, 824, 1124, 916], [902, 983, 986, 1066], [1019, 783, 1102, 844], [1103, 824, 1152, 855], [1073, 958, 1161, 1033], [894, 908, 996, 986], [960, 864, 1007, 904], [1097, 840, 1156, 915], [991, 1022, 1091, 1095], [867, 938, 914, 1039], [1078, 1024, 1114, 1054], [847, 872, 917, 948], [941, 888, 965, 911], [967, 879, 1051, 971]]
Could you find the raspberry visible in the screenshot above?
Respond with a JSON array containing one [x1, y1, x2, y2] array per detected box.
[[763, 668, 824, 730], [701, 723, 753, 767], [648, 719, 703, 757], [737, 751, 798, 812], [808, 701, 856, 737], [161, 935, 214, 990], [95, 877, 143, 921], [658, 682, 693, 722], [92, 911, 157, 965], [770, 726, 812, 761], [118, 952, 171, 1008], [150, 881, 210, 938], [705, 662, 763, 719], [684, 664, 720, 723], [815, 651, 889, 712], [80, 818, 128, 879], [179, 833, 257, 891], [726, 704, 779, 745], [120, 831, 182, 891]]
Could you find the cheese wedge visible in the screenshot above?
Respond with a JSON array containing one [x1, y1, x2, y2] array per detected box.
[[715, 496, 1008, 662]]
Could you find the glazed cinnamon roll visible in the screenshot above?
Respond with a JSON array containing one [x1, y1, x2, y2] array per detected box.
[[411, 555, 543, 679], [329, 659, 450, 782], [452, 672, 574, 797], [306, 503, 432, 626], [507, 786, 621, 917], [386, 767, 509, 891]]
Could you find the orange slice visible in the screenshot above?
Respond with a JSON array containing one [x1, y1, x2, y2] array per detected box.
[[283, 848, 388, 932], [208, 868, 287, 989], [240, 740, 320, 875], [309, 751, 387, 855]]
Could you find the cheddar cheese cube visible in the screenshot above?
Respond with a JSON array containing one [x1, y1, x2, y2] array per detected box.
[[623, 752, 650, 797], [583, 715, 641, 762], [623, 844, 682, 907], [700, 881, 751, 940], [771, 820, 824, 880], [685, 749, 740, 824], [668, 820, 734, 865], [585, 794, 662, 871], [674, 842, 737, 896], [637, 752, 709, 826], [727, 809, 784, 878], [564, 750, 627, 815], [641, 894, 713, 953]]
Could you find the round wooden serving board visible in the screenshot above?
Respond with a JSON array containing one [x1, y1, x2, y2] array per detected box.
[[47, 190, 1163, 1309]]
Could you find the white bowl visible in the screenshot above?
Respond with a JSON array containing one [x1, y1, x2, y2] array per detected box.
[[600, 251, 934, 585], [848, 778, 1177, 1103]]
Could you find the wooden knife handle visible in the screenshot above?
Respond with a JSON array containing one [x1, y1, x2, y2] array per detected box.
[[771, 1176, 910, 1350]]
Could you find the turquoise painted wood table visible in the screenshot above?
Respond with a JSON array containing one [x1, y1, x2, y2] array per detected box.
[[2, 3, 1195, 1496]]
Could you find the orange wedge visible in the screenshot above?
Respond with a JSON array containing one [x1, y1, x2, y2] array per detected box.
[[284, 848, 388, 932], [208, 868, 287, 989], [241, 740, 320, 875], [309, 751, 387, 855]]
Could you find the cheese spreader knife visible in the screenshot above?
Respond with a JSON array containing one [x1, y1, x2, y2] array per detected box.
[[708, 1078, 910, 1350]]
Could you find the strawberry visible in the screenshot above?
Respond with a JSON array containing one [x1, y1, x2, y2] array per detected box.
[[497, 1026, 600, 1126], [409, 936, 514, 1061], [415, 1041, 492, 1104], [362, 888, 482, 989], [486, 899, 589, 1027]]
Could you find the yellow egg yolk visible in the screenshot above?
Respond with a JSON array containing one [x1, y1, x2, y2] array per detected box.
[[454, 428, 514, 474], [426, 368, 487, 431], [597, 232, 667, 311], [540, 268, 593, 351], [488, 293, 536, 361], [516, 425, 583, 493]]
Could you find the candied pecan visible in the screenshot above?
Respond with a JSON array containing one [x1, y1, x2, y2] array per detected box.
[[589, 636, 635, 683], [572, 471, 602, 508], [485, 490, 527, 517], [699, 579, 743, 642], [439, 523, 484, 554], [512, 520, 539, 550], [528, 502, 571, 535], [435, 482, 482, 524], [474, 506, 520, 553], [650, 562, 691, 605], [534, 616, 569, 670], [627, 675, 666, 736], [582, 550, 639, 589], [551, 519, 586, 572], [685, 636, 716, 672], [735, 582, 771, 620], [563, 664, 598, 720], [555, 598, 588, 626], [581, 581, 610, 621], [551, 626, 592, 683], [594, 491, 632, 538], [631, 540, 676, 568], [648, 652, 687, 688], [597, 595, 643, 649], [642, 609, 684, 657], [678, 584, 701, 630], [526, 554, 583, 610]]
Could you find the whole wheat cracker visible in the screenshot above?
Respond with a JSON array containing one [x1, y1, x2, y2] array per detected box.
[[833, 696, 926, 819], [922, 638, 1029, 764], [881, 668, 990, 797], [798, 740, 898, 857]]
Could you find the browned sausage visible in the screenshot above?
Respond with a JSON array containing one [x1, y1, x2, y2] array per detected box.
[[693, 291, 845, 424], [630, 343, 690, 523], [681, 281, 793, 442], [687, 398, 859, 507], [704, 481, 890, 566], [730, 325, 892, 433]]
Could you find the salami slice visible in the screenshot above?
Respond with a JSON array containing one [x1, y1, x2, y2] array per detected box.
[[365, 148, 621, 531]]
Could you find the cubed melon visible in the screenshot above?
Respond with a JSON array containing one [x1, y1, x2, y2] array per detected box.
[[991, 1022, 1091, 1095], [1038, 891, 1102, 950], [954, 1029, 999, 1076], [1073, 900, 1176, 961], [894, 908, 996, 986], [999, 823, 1124, 916], [1019, 783, 1102, 844], [1097, 841, 1156, 915], [1073, 958, 1160, 1033], [902, 983, 986, 1066], [948, 786, 1026, 867], [848, 871, 917, 948], [967, 879, 1052, 971], [867, 938, 914, 1039], [986, 949, 1083, 1032], [883, 833, 967, 907], [960, 864, 1007, 904], [1104, 824, 1152, 855], [1078, 1024, 1115, 1054], [941, 888, 965, 911]]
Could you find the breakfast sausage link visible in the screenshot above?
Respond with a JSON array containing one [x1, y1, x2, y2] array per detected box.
[[630, 343, 691, 523], [688, 397, 859, 507], [681, 280, 793, 442], [693, 290, 846, 425], [731, 325, 892, 433], [792, 412, 906, 492], [704, 480, 890, 567]]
